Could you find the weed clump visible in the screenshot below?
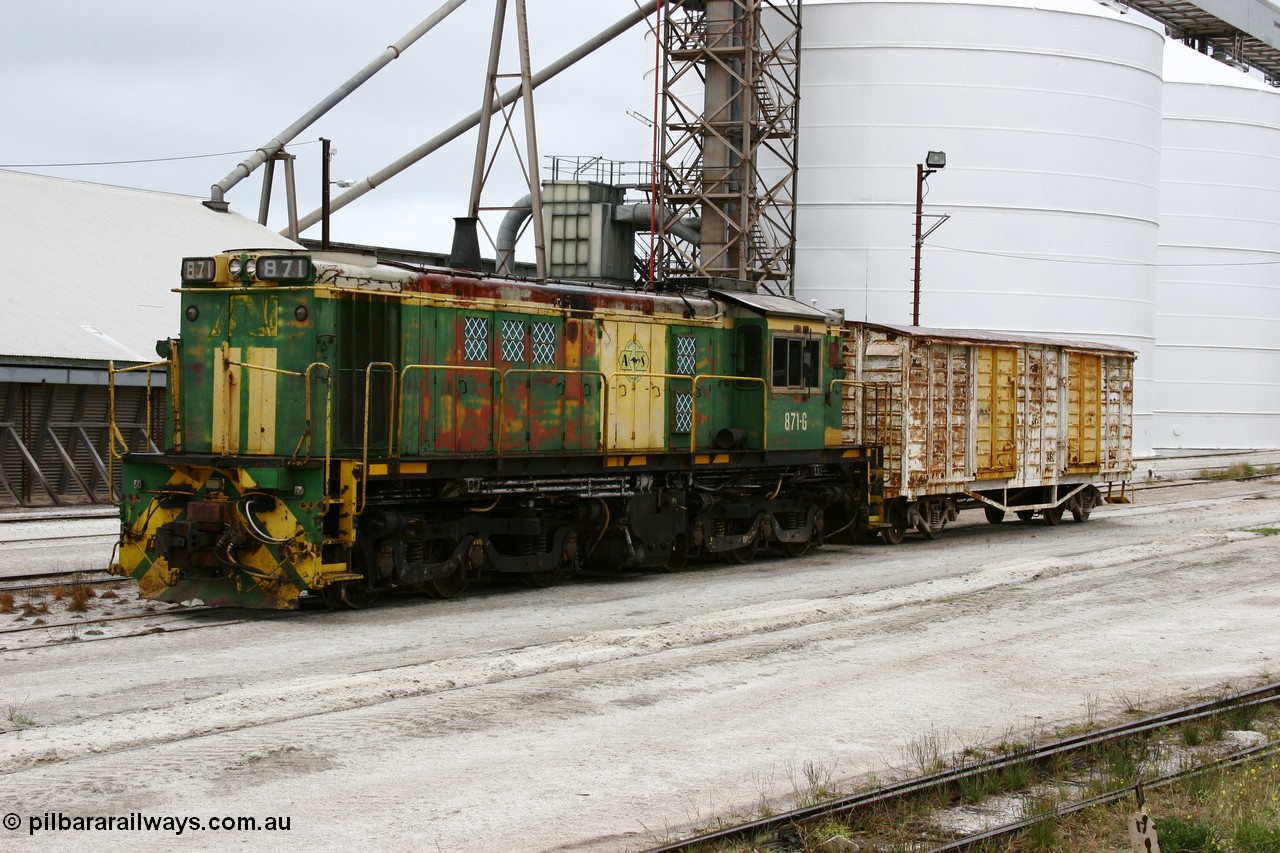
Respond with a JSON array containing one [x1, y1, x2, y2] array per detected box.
[[20, 600, 50, 617], [67, 584, 96, 612], [0, 592, 14, 613]]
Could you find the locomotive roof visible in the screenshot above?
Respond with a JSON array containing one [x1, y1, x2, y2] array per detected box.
[[309, 251, 834, 322], [862, 322, 1137, 357]]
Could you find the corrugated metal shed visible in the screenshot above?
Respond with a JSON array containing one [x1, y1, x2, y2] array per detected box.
[[0, 170, 299, 364]]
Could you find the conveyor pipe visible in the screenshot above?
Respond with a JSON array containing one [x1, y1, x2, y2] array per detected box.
[[206, 0, 468, 210], [290, 0, 660, 235]]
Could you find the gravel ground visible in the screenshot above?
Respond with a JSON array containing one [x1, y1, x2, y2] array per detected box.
[[0, 479, 1277, 852]]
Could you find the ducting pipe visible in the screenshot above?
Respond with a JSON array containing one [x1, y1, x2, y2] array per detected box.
[[494, 195, 533, 276], [613, 204, 702, 245], [495, 199, 702, 277]]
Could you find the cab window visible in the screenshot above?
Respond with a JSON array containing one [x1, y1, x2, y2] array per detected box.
[[771, 336, 820, 391]]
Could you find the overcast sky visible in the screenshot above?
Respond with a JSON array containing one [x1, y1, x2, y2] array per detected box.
[[1, 1, 655, 255]]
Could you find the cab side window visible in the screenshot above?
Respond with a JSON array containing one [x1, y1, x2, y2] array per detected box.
[[771, 337, 820, 391]]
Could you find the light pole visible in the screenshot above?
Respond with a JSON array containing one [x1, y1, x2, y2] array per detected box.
[[320, 138, 356, 251], [913, 150, 949, 326]]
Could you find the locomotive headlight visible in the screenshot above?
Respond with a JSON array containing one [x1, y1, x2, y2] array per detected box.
[[245, 258, 258, 278], [228, 258, 243, 277], [186, 306, 199, 321], [294, 305, 309, 322]]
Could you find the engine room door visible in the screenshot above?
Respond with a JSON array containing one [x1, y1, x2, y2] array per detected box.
[[602, 320, 666, 451]]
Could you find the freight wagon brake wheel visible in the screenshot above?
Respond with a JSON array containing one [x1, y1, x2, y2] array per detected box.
[[1016, 510, 1036, 522], [983, 505, 1006, 525]]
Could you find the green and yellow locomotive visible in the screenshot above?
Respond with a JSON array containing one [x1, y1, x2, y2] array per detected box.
[[110, 249, 880, 608]]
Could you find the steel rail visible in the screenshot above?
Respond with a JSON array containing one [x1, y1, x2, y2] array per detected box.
[[643, 681, 1280, 853], [926, 742, 1280, 853], [0, 509, 119, 523]]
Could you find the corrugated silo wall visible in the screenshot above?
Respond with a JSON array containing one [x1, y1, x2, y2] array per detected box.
[[1154, 41, 1280, 450]]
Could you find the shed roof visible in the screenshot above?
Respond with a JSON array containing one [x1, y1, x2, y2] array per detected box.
[[0, 170, 299, 364]]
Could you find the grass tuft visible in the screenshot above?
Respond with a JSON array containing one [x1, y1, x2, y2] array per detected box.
[[903, 726, 949, 776], [1157, 816, 1224, 852], [6, 701, 34, 728], [1198, 463, 1259, 480], [0, 591, 14, 613]]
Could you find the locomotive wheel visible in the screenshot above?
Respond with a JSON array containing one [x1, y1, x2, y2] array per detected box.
[[323, 581, 376, 610], [1016, 510, 1036, 522], [659, 543, 689, 572], [983, 505, 1006, 524], [722, 544, 756, 564], [1043, 505, 1065, 526], [878, 523, 906, 545], [425, 571, 469, 600], [779, 539, 810, 558], [523, 568, 565, 589]]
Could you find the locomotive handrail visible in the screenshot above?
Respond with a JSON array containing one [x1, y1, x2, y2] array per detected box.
[[359, 362, 398, 516], [107, 359, 168, 505], [828, 379, 895, 447], [603, 371, 696, 453], [217, 357, 335, 501], [164, 339, 183, 454], [395, 364, 502, 458], [499, 368, 608, 459]]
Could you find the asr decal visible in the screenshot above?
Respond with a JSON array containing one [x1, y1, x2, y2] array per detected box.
[[618, 337, 649, 380]]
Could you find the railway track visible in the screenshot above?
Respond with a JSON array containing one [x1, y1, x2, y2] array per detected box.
[[645, 682, 1280, 853]]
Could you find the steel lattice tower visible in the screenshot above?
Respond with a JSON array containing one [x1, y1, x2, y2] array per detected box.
[[656, 0, 801, 295]]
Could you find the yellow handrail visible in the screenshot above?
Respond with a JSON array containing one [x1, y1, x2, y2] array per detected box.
[[357, 362, 398, 516], [602, 371, 695, 453], [165, 340, 183, 453], [828, 379, 894, 446], [222, 357, 333, 462], [396, 364, 502, 457], [500, 368, 608, 457], [107, 359, 169, 505], [692, 374, 767, 456]]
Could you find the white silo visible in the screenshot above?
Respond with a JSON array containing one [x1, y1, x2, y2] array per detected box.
[[793, 0, 1164, 455], [1154, 40, 1280, 450]]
